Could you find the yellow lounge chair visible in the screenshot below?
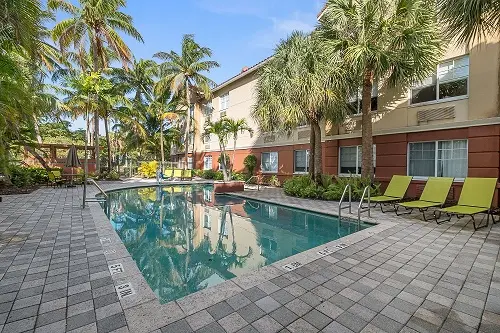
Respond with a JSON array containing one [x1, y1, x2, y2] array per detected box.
[[434, 177, 497, 230], [395, 177, 453, 221], [370, 175, 413, 212]]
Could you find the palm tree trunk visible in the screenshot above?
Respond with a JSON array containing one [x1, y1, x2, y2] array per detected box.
[[232, 136, 237, 173], [308, 123, 315, 178], [220, 144, 230, 182], [311, 119, 322, 183], [91, 35, 101, 174], [160, 118, 165, 169], [361, 68, 374, 180], [184, 81, 191, 170], [104, 115, 112, 172]]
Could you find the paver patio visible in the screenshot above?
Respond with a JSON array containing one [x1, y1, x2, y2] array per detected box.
[[0, 181, 499, 333]]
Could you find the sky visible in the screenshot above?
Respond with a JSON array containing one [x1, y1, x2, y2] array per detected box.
[[55, 0, 323, 130]]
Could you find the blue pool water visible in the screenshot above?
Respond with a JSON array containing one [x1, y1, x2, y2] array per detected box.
[[103, 185, 372, 304]]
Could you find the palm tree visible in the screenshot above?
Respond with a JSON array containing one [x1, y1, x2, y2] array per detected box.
[[225, 118, 253, 172], [154, 34, 219, 169], [438, 0, 500, 112], [253, 31, 350, 182], [49, 0, 143, 173], [316, 0, 444, 179], [204, 119, 231, 181], [111, 58, 156, 103]]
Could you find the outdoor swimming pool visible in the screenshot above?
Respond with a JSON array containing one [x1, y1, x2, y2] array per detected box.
[[103, 185, 373, 304]]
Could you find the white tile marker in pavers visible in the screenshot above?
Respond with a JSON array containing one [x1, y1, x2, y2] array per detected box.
[[116, 282, 136, 299], [282, 261, 303, 271], [109, 263, 124, 275]]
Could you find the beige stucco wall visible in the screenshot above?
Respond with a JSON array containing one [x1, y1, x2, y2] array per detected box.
[[194, 37, 499, 151]]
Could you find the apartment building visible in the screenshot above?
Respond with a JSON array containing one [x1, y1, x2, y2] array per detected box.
[[172, 25, 500, 200]]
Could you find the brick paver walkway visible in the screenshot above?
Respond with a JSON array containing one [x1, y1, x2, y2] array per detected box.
[[0, 182, 498, 333]]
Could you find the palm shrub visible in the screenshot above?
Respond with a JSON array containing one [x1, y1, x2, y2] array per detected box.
[[253, 31, 351, 183], [204, 119, 231, 181], [316, 0, 444, 179], [243, 154, 257, 176]]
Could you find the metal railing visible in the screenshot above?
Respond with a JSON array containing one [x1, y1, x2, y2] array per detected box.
[[89, 179, 108, 198], [245, 176, 260, 191], [338, 184, 352, 221], [358, 186, 371, 224]]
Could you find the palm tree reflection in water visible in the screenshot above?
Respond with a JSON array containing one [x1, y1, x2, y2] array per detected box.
[[106, 186, 253, 304]]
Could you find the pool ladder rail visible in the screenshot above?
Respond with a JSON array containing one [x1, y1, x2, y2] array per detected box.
[[83, 179, 108, 207], [244, 176, 261, 191], [338, 184, 371, 224]]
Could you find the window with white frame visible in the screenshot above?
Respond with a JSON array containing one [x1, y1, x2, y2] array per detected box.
[[189, 105, 194, 118], [203, 134, 211, 143], [220, 93, 229, 111], [203, 188, 212, 203], [411, 55, 469, 105], [294, 150, 309, 173], [203, 208, 211, 229], [348, 84, 378, 115], [187, 157, 193, 170], [203, 156, 212, 170], [339, 145, 376, 175], [408, 140, 467, 178], [261, 152, 278, 173]]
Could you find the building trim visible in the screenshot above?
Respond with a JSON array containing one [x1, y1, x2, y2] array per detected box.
[[326, 117, 500, 141]]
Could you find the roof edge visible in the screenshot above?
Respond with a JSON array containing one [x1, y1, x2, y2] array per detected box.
[[211, 56, 272, 93]]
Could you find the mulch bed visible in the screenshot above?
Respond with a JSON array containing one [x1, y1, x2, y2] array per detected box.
[[0, 186, 40, 195]]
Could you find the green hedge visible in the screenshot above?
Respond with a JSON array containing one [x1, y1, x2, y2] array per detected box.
[[283, 175, 380, 201], [193, 169, 249, 181], [7, 166, 53, 188]]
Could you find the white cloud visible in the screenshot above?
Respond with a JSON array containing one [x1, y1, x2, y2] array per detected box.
[[249, 12, 316, 49]]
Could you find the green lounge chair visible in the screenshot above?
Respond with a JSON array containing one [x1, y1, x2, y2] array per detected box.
[[173, 169, 183, 179], [370, 175, 413, 212], [163, 169, 173, 180], [48, 172, 64, 187], [182, 169, 193, 180], [434, 177, 498, 230], [395, 177, 454, 221]]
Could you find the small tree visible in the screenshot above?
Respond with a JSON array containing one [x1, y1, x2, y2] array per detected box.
[[204, 119, 231, 181], [226, 118, 253, 170], [244, 154, 257, 176]]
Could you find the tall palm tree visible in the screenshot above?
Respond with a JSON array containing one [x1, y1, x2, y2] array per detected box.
[[111, 58, 156, 103], [154, 34, 219, 169], [49, 0, 144, 173], [204, 119, 231, 181], [316, 0, 444, 179], [225, 118, 253, 172], [438, 0, 500, 112], [253, 31, 349, 182]]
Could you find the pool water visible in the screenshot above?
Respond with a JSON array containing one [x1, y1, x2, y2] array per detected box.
[[103, 185, 372, 304]]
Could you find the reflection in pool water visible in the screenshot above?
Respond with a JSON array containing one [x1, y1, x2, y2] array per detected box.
[[103, 185, 372, 304]]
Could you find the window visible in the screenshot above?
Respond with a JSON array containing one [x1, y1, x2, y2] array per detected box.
[[188, 133, 194, 147], [348, 84, 378, 115], [220, 93, 229, 110], [220, 110, 227, 118], [203, 208, 211, 229], [204, 102, 213, 115], [294, 150, 309, 173], [411, 55, 469, 105], [189, 105, 194, 118], [203, 189, 212, 203], [203, 134, 211, 143], [187, 157, 193, 170], [408, 140, 467, 178], [203, 156, 212, 170], [261, 152, 278, 173], [339, 145, 376, 175]]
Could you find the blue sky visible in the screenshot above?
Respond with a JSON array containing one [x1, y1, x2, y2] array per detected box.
[[53, 0, 322, 129]]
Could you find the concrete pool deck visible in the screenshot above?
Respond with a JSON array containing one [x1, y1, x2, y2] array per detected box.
[[0, 180, 498, 333]]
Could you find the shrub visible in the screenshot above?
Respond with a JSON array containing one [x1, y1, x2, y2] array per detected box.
[[137, 161, 158, 178], [284, 175, 381, 201], [8, 166, 33, 188], [27, 167, 49, 184], [193, 169, 204, 177], [202, 169, 216, 179], [243, 154, 257, 175], [214, 171, 224, 180], [106, 170, 120, 180], [232, 172, 246, 181]]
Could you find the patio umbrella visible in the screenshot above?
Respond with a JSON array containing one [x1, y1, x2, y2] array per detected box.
[[65, 145, 81, 187]]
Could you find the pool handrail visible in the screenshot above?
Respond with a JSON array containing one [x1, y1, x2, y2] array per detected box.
[[338, 184, 352, 221]]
